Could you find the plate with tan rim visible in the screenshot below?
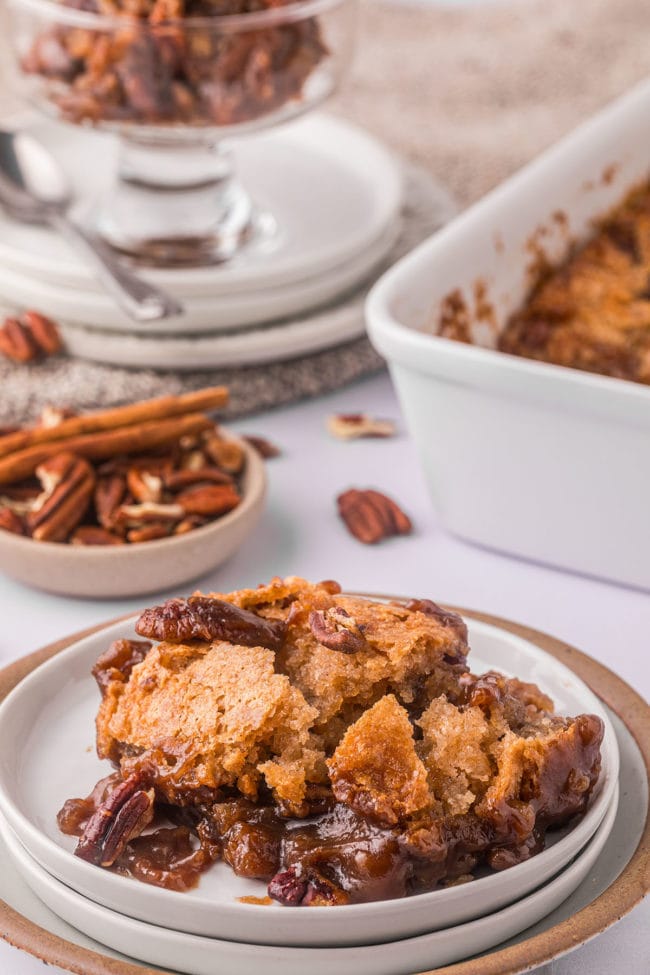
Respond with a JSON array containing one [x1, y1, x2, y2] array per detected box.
[[0, 611, 645, 973], [0, 611, 646, 973], [0, 605, 619, 947]]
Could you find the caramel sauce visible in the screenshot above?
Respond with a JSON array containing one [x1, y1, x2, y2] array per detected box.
[[57, 781, 583, 903], [116, 827, 213, 892]]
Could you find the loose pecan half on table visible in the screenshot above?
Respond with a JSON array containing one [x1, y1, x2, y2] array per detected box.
[[327, 413, 396, 440], [337, 488, 413, 544], [0, 310, 62, 363]]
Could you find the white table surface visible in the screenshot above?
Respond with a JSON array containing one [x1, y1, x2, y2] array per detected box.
[[0, 371, 648, 975]]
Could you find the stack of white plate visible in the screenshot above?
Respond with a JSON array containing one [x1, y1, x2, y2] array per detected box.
[[0, 612, 620, 975], [0, 114, 449, 370]]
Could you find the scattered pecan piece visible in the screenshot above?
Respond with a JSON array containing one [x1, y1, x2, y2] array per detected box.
[[1, 484, 41, 501], [173, 515, 207, 535], [181, 449, 207, 472], [242, 435, 281, 459], [176, 484, 240, 517], [0, 486, 44, 516], [0, 506, 25, 535], [28, 453, 95, 542], [21, 311, 62, 355], [327, 413, 396, 440], [309, 607, 367, 654], [127, 522, 172, 543], [126, 468, 163, 504], [318, 579, 342, 595], [0, 317, 38, 362], [75, 773, 155, 867], [71, 526, 125, 546], [33, 451, 76, 495], [222, 822, 281, 879], [204, 436, 245, 474], [337, 489, 412, 544], [267, 866, 308, 905], [57, 773, 122, 838], [267, 865, 349, 906], [0, 311, 62, 362], [102, 454, 174, 478], [114, 501, 184, 529], [135, 596, 287, 651], [92, 638, 153, 693], [95, 473, 127, 529], [164, 467, 234, 491], [179, 434, 200, 451], [301, 873, 350, 906], [38, 404, 76, 429], [404, 599, 468, 643]]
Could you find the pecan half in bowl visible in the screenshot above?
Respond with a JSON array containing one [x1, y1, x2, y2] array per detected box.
[[0, 435, 266, 598]]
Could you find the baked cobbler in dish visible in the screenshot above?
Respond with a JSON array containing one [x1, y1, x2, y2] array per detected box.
[[500, 183, 650, 384]]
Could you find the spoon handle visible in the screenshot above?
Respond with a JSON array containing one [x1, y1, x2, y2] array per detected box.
[[49, 212, 184, 323]]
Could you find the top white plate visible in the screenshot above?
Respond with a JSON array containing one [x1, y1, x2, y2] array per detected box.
[[0, 609, 619, 949], [0, 114, 402, 312]]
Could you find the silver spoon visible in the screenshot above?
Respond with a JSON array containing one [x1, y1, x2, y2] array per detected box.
[[0, 130, 184, 322]]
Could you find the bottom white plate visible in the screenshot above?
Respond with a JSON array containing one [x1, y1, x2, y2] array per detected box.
[[58, 297, 368, 370], [0, 786, 619, 975]]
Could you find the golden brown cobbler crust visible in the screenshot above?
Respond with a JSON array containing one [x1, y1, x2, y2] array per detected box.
[[499, 183, 650, 383]]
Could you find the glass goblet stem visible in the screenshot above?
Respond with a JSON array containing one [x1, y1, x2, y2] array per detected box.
[[94, 135, 263, 266]]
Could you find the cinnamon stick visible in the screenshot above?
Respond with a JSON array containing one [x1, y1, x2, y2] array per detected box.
[[0, 387, 228, 460], [0, 414, 213, 485]]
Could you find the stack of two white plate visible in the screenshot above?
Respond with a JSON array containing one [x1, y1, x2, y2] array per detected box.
[[0, 613, 620, 975], [0, 114, 450, 370]]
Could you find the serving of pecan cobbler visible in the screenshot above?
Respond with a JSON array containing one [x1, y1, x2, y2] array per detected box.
[[58, 577, 604, 906]]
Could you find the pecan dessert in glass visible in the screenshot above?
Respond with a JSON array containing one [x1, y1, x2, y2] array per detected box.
[[6, 0, 357, 264], [57, 578, 604, 905], [16, 0, 329, 130], [499, 182, 650, 384]]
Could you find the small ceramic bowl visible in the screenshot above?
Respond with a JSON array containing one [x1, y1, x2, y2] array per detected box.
[[0, 437, 266, 598]]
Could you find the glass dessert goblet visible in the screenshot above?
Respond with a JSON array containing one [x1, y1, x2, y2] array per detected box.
[[6, 0, 358, 265]]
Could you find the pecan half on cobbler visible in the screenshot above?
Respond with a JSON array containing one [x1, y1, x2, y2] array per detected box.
[[59, 577, 604, 905]]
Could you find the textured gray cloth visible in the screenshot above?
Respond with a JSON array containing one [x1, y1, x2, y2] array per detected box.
[[2, 0, 650, 421], [0, 336, 385, 424], [0, 163, 453, 422]]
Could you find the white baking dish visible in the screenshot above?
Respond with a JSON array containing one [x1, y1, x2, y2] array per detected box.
[[367, 79, 650, 590]]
